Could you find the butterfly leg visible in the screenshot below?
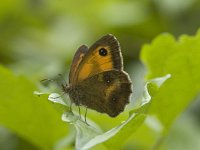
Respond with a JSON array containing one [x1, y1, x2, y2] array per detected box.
[[78, 105, 82, 120], [84, 107, 89, 125], [69, 101, 72, 111]]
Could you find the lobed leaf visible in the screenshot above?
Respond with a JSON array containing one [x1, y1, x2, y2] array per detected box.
[[141, 30, 200, 130]]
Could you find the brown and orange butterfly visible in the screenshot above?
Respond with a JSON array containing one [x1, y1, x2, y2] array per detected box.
[[64, 34, 132, 117]]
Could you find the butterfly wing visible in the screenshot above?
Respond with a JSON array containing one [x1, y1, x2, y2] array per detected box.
[[69, 45, 89, 83], [69, 70, 132, 117], [72, 34, 123, 84]]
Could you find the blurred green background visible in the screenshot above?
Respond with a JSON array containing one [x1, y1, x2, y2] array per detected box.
[[1, 0, 200, 150]]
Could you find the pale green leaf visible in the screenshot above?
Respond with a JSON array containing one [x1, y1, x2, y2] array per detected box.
[[58, 74, 170, 150], [141, 30, 200, 129], [0, 65, 69, 150]]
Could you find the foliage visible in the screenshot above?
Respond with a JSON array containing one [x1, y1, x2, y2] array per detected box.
[[1, 0, 200, 150], [0, 66, 68, 150], [1, 29, 200, 149], [141, 30, 200, 130], [48, 74, 170, 150], [139, 30, 200, 149]]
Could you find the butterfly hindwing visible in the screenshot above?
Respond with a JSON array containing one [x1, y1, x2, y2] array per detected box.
[[68, 70, 132, 117]]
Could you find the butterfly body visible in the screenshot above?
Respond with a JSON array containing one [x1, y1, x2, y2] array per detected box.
[[64, 34, 132, 117]]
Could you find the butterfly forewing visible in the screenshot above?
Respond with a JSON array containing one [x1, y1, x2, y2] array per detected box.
[[72, 34, 123, 84], [69, 45, 88, 84]]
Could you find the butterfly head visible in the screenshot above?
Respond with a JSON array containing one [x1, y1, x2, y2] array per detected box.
[[61, 83, 70, 94]]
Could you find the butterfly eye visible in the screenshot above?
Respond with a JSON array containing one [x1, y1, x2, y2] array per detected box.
[[99, 48, 108, 56]]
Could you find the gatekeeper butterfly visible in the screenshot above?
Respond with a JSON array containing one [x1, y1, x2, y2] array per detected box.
[[63, 34, 132, 117]]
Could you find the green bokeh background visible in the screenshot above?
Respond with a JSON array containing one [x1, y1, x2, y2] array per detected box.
[[0, 0, 200, 150]]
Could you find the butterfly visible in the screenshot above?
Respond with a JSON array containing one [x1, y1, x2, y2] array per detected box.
[[63, 34, 132, 117]]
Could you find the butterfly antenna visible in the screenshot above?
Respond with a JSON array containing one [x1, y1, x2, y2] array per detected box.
[[40, 78, 54, 83]]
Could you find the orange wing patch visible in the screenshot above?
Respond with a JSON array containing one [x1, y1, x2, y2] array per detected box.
[[72, 34, 123, 84], [76, 46, 114, 82]]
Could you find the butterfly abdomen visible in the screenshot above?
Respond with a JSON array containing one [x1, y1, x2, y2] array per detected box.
[[67, 86, 85, 106]]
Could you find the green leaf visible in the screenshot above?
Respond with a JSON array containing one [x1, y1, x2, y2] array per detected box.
[[58, 74, 170, 150], [141, 29, 200, 130], [102, 74, 170, 150], [0, 65, 69, 150]]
